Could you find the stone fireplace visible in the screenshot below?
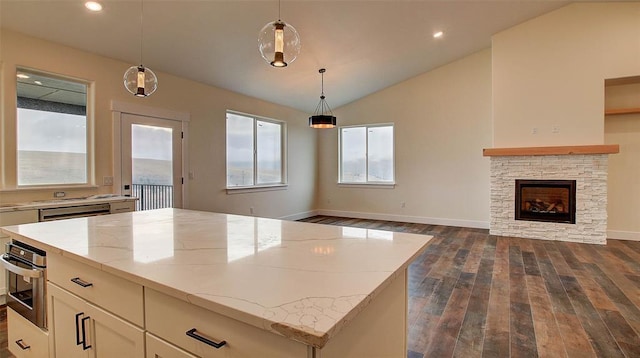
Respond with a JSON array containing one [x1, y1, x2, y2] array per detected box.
[[484, 145, 619, 245]]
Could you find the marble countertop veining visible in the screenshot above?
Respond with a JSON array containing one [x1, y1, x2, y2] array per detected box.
[[0, 195, 137, 212], [0, 208, 431, 348]]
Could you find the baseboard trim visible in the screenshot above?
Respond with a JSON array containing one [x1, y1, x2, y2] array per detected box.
[[279, 210, 320, 221], [607, 230, 640, 241], [315, 209, 490, 229]]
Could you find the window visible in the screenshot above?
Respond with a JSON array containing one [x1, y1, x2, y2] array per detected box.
[[16, 69, 89, 186], [339, 124, 394, 184], [226, 111, 286, 188]]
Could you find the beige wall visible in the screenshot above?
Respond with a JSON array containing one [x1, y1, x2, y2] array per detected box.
[[605, 83, 640, 239], [316, 49, 492, 228], [492, 2, 640, 147], [0, 30, 317, 219]]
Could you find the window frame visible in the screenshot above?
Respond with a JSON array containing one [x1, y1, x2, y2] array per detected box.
[[15, 67, 95, 189], [225, 110, 288, 193], [338, 123, 395, 186]]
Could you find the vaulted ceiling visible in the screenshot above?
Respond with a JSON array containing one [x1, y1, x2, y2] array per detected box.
[[0, 1, 604, 113]]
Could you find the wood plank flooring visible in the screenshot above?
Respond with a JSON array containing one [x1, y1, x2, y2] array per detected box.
[[1, 216, 639, 357], [299, 215, 640, 358]]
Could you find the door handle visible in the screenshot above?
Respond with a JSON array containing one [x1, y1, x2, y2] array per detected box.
[[81, 316, 92, 350], [75, 312, 83, 345]]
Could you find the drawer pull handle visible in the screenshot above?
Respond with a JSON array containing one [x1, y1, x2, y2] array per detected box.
[[15, 339, 30, 350], [81, 316, 92, 350], [71, 277, 93, 287], [186, 328, 227, 349]]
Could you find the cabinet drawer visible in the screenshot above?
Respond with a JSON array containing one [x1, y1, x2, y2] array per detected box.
[[147, 333, 198, 358], [7, 307, 49, 358], [110, 201, 135, 214], [47, 253, 144, 326], [145, 289, 308, 358]]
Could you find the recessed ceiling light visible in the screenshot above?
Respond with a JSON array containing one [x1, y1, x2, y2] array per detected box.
[[433, 31, 444, 39], [85, 1, 103, 12], [16, 74, 30, 79], [34, 81, 43, 85]]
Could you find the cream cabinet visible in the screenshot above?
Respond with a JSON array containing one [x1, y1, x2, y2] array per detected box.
[[109, 201, 135, 214], [48, 283, 145, 357], [146, 333, 199, 358], [47, 253, 145, 358], [145, 288, 309, 358], [7, 307, 49, 358]]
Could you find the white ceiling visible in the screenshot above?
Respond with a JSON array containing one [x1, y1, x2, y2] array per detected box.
[[0, 1, 609, 113]]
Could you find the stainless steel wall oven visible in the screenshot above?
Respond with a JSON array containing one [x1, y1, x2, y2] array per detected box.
[[1, 240, 47, 329]]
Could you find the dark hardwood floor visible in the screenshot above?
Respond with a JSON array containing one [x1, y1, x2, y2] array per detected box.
[[2, 216, 639, 357], [299, 215, 640, 358]]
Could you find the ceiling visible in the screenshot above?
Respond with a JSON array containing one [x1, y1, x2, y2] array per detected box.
[[0, 1, 607, 113]]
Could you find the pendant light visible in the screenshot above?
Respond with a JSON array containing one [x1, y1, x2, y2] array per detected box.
[[124, 0, 158, 97], [309, 69, 337, 129], [258, 0, 301, 67]]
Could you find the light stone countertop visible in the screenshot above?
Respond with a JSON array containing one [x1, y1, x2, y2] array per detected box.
[[0, 195, 137, 212], [0, 208, 432, 348]]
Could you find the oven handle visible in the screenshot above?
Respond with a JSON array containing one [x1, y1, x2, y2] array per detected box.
[[0, 254, 44, 278]]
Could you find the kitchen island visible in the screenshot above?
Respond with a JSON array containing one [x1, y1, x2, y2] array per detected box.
[[1, 208, 431, 357]]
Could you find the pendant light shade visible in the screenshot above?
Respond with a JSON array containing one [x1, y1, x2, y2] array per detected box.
[[124, 65, 157, 97], [124, 0, 158, 97], [309, 68, 337, 129], [258, 1, 301, 67]]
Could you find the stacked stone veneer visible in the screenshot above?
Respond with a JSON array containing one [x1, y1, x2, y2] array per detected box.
[[490, 154, 608, 244]]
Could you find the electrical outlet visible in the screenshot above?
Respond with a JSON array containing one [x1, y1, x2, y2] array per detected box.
[[532, 127, 538, 134], [54, 191, 66, 198], [188, 171, 195, 180], [250, 207, 254, 214], [401, 202, 406, 208], [103, 176, 114, 186], [552, 125, 560, 133]]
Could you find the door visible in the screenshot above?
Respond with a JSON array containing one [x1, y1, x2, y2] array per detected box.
[[49, 283, 145, 358], [121, 113, 183, 210], [48, 283, 90, 358]]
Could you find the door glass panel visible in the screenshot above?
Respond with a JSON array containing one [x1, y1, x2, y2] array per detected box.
[[131, 124, 174, 211]]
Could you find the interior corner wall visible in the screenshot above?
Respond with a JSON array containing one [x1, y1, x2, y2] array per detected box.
[[316, 49, 492, 228], [605, 83, 640, 240], [0, 29, 317, 219], [492, 2, 640, 147]]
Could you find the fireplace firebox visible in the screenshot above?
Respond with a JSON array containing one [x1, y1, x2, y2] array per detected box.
[[515, 179, 576, 224]]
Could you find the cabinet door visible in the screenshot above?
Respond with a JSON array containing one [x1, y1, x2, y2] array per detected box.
[[48, 283, 90, 358], [49, 283, 145, 358], [87, 302, 145, 358]]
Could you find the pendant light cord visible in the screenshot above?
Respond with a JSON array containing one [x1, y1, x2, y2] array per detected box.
[[278, 0, 281, 21], [140, 0, 144, 65]]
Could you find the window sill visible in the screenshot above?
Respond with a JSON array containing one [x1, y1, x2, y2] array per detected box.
[[337, 183, 396, 189], [226, 184, 288, 194]]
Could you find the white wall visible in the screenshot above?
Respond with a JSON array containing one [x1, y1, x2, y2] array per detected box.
[[316, 49, 492, 228], [0, 30, 317, 219], [492, 2, 640, 147]]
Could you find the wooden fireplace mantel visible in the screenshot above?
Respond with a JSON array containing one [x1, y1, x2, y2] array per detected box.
[[483, 144, 619, 157]]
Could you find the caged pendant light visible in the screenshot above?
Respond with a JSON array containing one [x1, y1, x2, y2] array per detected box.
[[258, 0, 301, 67], [124, 0, 158, 97], [309, 69, 337, 129]]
